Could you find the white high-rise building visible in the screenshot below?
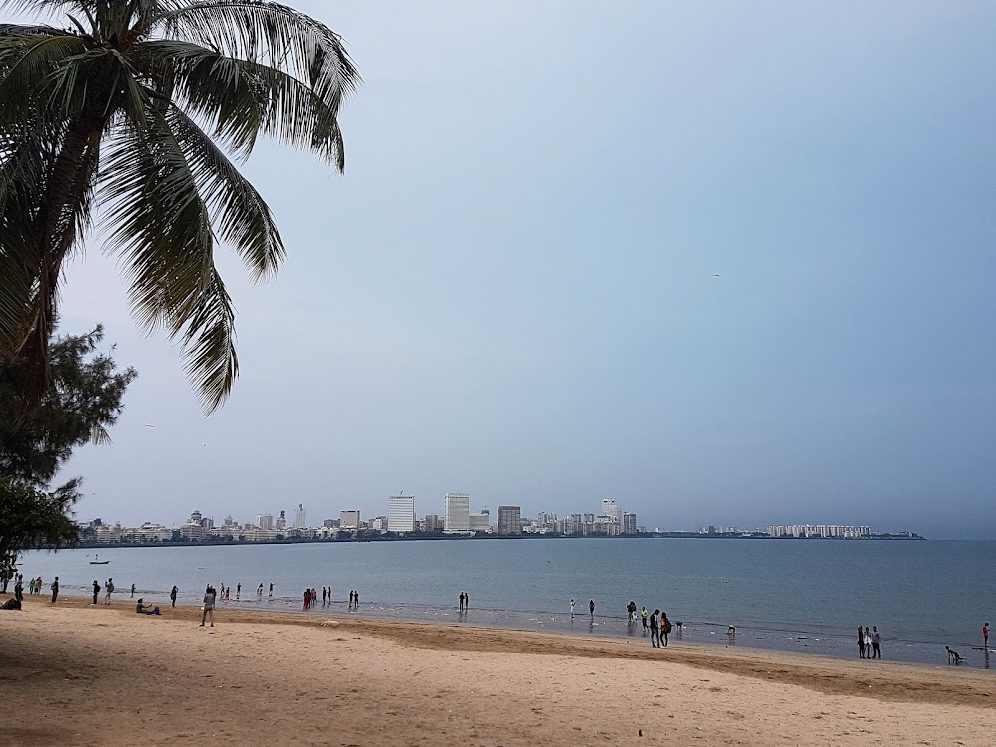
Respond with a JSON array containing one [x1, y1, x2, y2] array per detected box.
[[444, 493, 471, 533], [388, 495, 415, 533], [293, 503, 307, 529], [601, 498, 622, 524]]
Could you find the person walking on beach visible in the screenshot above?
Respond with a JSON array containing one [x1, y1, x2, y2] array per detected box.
[[104, 578, 114, 605], [871, 626, 881, 659], [170, 586, 178, 608], [14, 575, 24, 603], [570, 599, 576, 619], [984, 622, 990, 650], [130, 583, 135, 598], [661, 612, 671, 647], [650, 609, 661, 648], [268, 583, 274, 598], [589, 599, 595, 617], [641, 607, 649, 631], [50, 577, 59, 604], [257, 583, 264, 597], [236, 583, 241, 600], [857, 627, 865, 658], [200, 585, 216, 627]]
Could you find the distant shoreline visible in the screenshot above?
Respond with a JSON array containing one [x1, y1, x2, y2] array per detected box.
[[66, 531, 925, 550]]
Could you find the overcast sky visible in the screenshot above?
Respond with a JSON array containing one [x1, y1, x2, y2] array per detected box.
[[22, 1, 995, 537]]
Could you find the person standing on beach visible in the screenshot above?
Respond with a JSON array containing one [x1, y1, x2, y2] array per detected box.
[[269, 583, 274, 598], [104, 578, 114, 605], [14, 575, 24, 603], [458, 592, 463, 612], [570, 599, 576, 619], [641, 607, 649, 631], [170, 586, 178, 608], [130, 583, 135, 598], [303, 589, 310, 610], [871, 626, 881, 659], [50, 577, 59, 604], [857, 627, 865, 658], [236, 583, 241, 600], [91, 580, 100, 605], [661, 612, 671, 647], [354, 590, 359, 607], [650, 609, 660, 648], [589, 599, 595, 617], [464, 592, 469, 610], [200, 585, 215, 627], [864, 627, 872, 659], [984, 622, 990, 650], [257, 583, 263, 597]]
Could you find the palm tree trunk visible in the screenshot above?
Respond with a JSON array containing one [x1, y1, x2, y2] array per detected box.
[[16, 113, 103, 400]]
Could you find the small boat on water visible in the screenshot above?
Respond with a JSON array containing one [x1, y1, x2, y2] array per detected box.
[[89, 555, 110, 565]]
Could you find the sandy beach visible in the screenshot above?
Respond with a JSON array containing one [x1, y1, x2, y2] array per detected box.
[[1, 598, 993, 746]]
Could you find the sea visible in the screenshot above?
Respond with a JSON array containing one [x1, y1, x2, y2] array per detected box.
[[16, 538, 995, 671]]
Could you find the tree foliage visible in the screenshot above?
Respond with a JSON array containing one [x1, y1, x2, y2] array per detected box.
[[0, 1, 359, 412], [0, 326, 136, 581]]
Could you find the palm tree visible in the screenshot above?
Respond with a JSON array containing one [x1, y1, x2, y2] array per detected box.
[[0, 1, 358, 411]]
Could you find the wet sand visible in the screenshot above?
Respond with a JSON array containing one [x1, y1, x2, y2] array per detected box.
[[1, 598, 993, 746]]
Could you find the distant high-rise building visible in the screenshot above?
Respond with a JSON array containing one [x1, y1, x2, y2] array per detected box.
[[469, 511, 491, 533], [444, 493, 471, 533], [340, 509, 361, 529], [601, 498, 621, 524], [293, 503, 307, 529], [388, 495, 416, 533], [256, 513, 274, 530], [622, 512, 637, 535], [497, 506, 522, 536], [423, 514, 442, 532]]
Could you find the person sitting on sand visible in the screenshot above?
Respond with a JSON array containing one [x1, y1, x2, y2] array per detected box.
[[136, 599, 160, 615], [1, 597, 21, 611]]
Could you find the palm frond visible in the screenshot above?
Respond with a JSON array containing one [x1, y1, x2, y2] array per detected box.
[[153, 1, 357, 164], [134, 37, 344, 165], [166, 102, 283, 280], [100, 97, 237, 411]]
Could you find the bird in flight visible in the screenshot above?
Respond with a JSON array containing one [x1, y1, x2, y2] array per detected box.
[[712, 274, 721, 277], [144, 424, 156, 428]]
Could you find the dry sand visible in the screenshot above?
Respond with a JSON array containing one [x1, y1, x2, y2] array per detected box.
[[1, 598, 993, 746]]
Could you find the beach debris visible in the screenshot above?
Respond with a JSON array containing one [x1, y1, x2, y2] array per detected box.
[[320, 620, 340, 627]]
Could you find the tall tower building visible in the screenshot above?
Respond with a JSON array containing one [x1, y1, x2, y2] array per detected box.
[[497, 506, 522, 536], [622, 512, 637, 535], [444, 493, 471, 533], [293, 503, 307, 529], [601, 498, 622, 524], [388, 495, 416, 533]]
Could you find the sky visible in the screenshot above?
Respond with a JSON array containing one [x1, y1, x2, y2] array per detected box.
[[15, 1, 995, 538]]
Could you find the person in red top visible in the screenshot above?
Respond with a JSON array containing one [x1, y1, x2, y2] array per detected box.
[[984, 622, 990, 650]]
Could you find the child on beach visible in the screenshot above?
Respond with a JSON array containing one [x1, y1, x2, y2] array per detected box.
[[200, 585, 216, 627]]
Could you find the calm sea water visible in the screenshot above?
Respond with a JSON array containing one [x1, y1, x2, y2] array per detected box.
[[16, 538, 995, 670]]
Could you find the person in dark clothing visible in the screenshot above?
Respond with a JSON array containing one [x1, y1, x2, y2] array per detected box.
[[871, 626, 882, 659], [130, 583, 135, 598], [589, 599, 595, 617], [50, 577, 59, 604], [660, 612, 671, 647], [14, 575, 24, 603], [857, 627, 865, 658], [650, 609, 661, 648], [92, 580, 101, 605], [170, 586, 178, 608]]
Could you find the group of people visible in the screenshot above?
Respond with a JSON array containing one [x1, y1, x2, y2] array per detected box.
[[458, 591, 471, 612], [90, 578, 114, 605], [857, 626, 882, 659]]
